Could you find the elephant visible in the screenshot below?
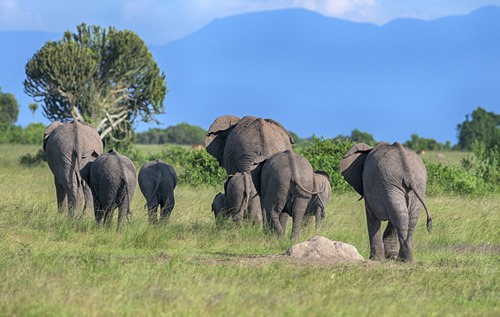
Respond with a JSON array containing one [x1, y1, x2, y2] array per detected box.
[[81, 149, 136, 231], [305, 171, 331, 232], [205, 115, 294, 175], [224, 172, 262, 224], [211, 192, 228, 220], [340, 142, 432, 263], [138, 159, 177, 224], [260, 150, 327, 240], [43, 120, 103, 216]]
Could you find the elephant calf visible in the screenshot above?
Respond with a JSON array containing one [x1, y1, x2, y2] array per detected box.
[[340, 142, 432, 263], [211, 172, 262, 225], [138, 159, 177, 224], [260, 150, 329, 240], [81, 150, 137, 231]]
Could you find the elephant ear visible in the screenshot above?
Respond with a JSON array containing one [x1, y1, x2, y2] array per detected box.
[[205, 115, 241, 166], [80, 161, 93, 185], [264, 118, 295, 145], [340, 143, 373, 196], [43, 121, 64, 151]]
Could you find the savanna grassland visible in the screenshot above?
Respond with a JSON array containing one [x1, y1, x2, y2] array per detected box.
[[0, 144, 498, 316]]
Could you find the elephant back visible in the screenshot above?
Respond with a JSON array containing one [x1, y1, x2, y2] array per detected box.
[[224, 116, 294, 174]]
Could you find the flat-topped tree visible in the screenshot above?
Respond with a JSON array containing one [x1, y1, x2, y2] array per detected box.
[[24, 23, 167, 150]]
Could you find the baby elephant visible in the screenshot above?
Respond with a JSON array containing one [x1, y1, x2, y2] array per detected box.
[[210, 172, 262, 225], [138, 159, 177, 224], [81, 149, 137, 231]]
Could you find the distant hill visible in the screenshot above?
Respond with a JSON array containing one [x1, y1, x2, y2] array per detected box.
[[1, 6, 499, 144]]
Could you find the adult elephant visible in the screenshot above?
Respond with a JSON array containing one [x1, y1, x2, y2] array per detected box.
[[138, 160, 177, 224], [340, 142, 432, 263], [260, 150, 327, 241], [81, 150, 136, 231], [43, 121, 103, 216], [205, 115, 294, 174]]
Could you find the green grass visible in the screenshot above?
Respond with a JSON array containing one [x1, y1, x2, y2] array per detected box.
[[0, 144, 498, 316]]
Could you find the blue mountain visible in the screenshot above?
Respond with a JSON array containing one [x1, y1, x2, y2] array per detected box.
[[1, 6, 499, 144]]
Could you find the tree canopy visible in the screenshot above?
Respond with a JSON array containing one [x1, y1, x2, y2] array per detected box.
[[24, 23, 167, 149], [457, 107, 499, 150], [136, 123, 207, 145], [0, 87, 19, 129], [350, 129, 376, 146], [403, 134, 451, 151]]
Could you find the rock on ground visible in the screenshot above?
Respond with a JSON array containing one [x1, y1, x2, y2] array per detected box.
[[284, 236, 364, 261]]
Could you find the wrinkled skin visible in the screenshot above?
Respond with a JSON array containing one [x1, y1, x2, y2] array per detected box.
[[81, 150, 136, 232], [138, 160, 177, 224], [43, 121, 103, 216], [224, 172, 262, 224], [205, 115, 294, 175], [260, 150, 326, 241], [340, 142, 432, 263]]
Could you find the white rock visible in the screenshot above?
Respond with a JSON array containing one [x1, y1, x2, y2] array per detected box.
[[284, 236, 364, 261]]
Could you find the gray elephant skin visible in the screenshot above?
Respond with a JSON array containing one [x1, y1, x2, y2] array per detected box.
[[260, 150, 329, 240], [211, 192, 228, 220], [43, 121, 103, 216], [138, 159, 177, 224], [81, 150, 136, 231], [218, 172, 262, 224], [205, 115, 294, 175], [340, 142, 432, 263]]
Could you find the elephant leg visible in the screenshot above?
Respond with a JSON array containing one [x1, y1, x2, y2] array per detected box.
[[148, 204, 159, 224], [383, 222, 399, 259], [387, 200, 413, 263], [279, 212, 288, 233], [315, 205, 324, 234], [54, 179, 67, 213], [66, 186, 83, 217], [103, 206, 116, 228], [94, 201, 105, 226], [290, 197, 308, 241], [270, 204, 285, 237], [117, 202, 128, 232], [160, 194, 175, 223], [82, 184, 94, 215], [365, 205, 385, 261]]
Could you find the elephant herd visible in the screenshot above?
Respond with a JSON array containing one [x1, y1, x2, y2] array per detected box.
[[43, 115, 432, 263]]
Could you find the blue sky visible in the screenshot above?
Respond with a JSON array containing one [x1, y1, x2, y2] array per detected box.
[[1, 0, 500, 45]]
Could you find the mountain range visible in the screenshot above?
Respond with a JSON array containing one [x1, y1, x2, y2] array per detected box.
[[1, 6, 499, 144]]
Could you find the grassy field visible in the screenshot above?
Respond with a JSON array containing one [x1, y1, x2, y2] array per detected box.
[[0, 144, 498, 316]]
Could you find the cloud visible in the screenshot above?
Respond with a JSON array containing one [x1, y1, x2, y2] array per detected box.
[[294, 0, 377, 16], [0, 0, 43, 29]]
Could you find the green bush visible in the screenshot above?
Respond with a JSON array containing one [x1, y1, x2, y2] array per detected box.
[[150, 145, 189, 168], [179, 149, 226, 187], [461, 141, 500, 185], [426, 162, 488, 195], [19, 149, 47, 166], [296, 136, 355, 192]]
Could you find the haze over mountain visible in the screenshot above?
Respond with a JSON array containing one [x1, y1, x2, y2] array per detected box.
[[1, 6, 499, 144]]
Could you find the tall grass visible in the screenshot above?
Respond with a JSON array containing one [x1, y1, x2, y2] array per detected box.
[[0, 144, 498, 316]]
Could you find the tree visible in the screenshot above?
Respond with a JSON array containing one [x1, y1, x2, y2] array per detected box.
[[350, 129, 376, 146], [404, 134, 451, 151], [136, 123, 207, 145], [0, 87, 19, 129], [29, 103, 39, 119], [24, 23, 167, 149], [457, 107, 499, 150]]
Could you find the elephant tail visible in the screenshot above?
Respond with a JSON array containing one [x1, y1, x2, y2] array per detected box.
[[407, 180, 432, 233], [145, 165, 162, 207], [289, 151, 325, 196]]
